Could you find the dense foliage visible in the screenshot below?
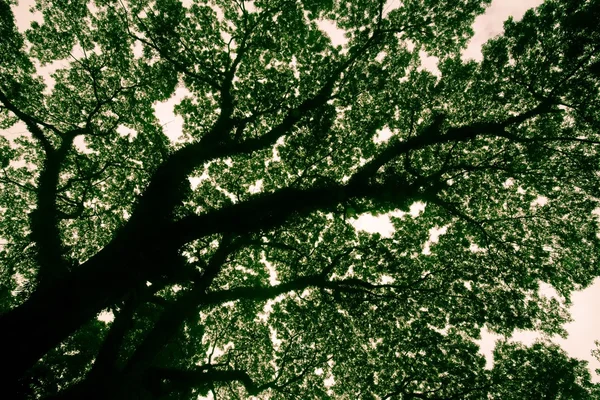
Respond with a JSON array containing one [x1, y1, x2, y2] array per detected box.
[[1, 0, 600, 398]]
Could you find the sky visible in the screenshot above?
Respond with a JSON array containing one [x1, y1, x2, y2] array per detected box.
[[5, 0, 600, 392]]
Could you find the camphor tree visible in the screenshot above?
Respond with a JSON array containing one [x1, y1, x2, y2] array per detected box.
[[1, 0, 600, 398]]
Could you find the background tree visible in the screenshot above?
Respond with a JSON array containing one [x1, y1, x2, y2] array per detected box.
[[1, 0, 600, 398]]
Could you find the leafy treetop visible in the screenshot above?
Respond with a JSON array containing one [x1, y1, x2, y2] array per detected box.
[[0, 0, 600, 398]]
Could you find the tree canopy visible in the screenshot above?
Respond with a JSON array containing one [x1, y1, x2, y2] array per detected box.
[[1, 0, 600, 398]]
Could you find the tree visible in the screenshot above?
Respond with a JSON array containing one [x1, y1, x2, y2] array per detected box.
[[1, 0, 599, 398], [490, 340, 599, 399]]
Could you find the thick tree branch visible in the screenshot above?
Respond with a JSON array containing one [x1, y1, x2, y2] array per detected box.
[[351, 102, 553, 184], [125, 20, 387, 228], [121, 235, 238, 378], [87, 298, 136, 379], [146, 349, 324, 396], [30, 134, 81, 286], [203, 273, 410, 308], [171, 157, 446, 247], [0, 89, 88, 285]]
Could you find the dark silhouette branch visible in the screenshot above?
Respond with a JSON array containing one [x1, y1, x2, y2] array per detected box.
[[0, 169, 36, 192], [121, 235, 239, 378], [203, 274, 403, 308], [351, 102, 554, 185], [123, 17, 389, 228], [0, 89, 90, 286], [148, 367, 262, 396], [146, 349, 325, 396], [87, 298, 136, 379], [0, 89, 55, 153], [171, 152, 450, 247]]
